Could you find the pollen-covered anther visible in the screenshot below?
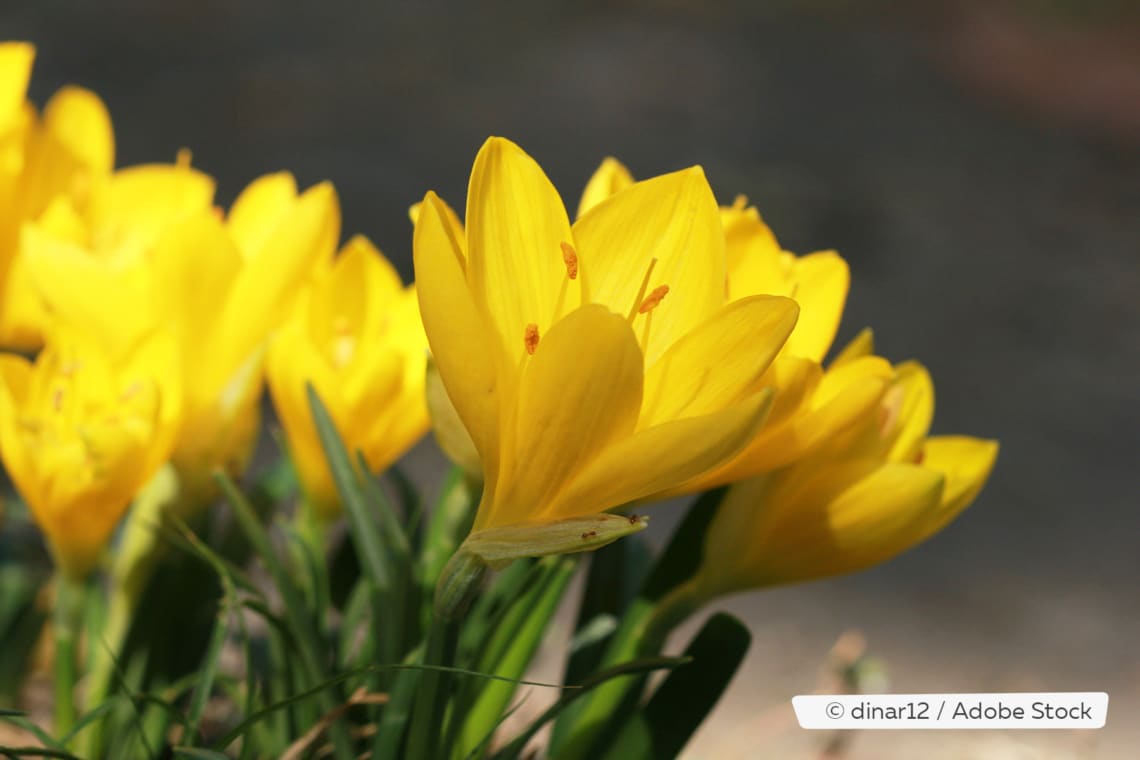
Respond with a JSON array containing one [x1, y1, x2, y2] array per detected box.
[[559, 241, 579, 280], [638, 285, 670, 314], [524, 323, 540, 355]]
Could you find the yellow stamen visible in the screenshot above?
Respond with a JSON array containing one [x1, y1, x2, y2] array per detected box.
[[732, 194, 749, 211], [638, 285, 669, 314], [524, 323, 540, 355], [176, 147, 193, 169], [560, 241, 579, 280]]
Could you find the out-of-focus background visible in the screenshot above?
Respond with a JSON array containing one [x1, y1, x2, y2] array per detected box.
[[5, 0, 1138, 757]]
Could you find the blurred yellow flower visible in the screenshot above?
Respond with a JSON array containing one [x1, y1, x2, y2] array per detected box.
[[22, 166, 340, 502], [415, 137, 797, 545], [267, 235, 429, 519], [577, 158, 887, 493], [0, 41, 114, 348], [0, 328, 181, 578], [693, 336, 998, 594]]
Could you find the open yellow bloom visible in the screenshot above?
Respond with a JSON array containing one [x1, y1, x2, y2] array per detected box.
[[0, 41, 114, 348], [415, 137, 798, 544], [692, 336, 998, 594], [267, 235, 429, 518], [578, 158, 888, 493], [22, 166, 340, 502], [0, 328, 181, 578]]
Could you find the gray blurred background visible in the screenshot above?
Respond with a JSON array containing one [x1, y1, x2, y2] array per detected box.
[[6, 0, 1138, 757]]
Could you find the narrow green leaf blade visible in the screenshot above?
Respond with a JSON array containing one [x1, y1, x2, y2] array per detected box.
[[602, 612, 751, 759]]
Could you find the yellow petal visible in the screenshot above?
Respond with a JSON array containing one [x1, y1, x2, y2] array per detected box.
[[560, 387, 775, 513], [483, 304, 643, 529], [266, 321, 340, 512], [921, 435, 998, 521], [93, 164, 215, 246], [576, 157, 634, 218], [0, 253, 47, 349], [117, 329, 183, 476], [640, 295, 798, 427], [21, 226, 153, 358], [465, 137, 576, 363], [426, 357, 481, 479], [42, 85, 114, 173], [781, 251, 849, 362], [414, 191, 502, 479], [715, 354, 893, 480], [206, 181, 338, 394], [723, 204, 787, 301], [408, 197, 466, 253], [0, 354, 33, 491], [572, 165, 725, 365], [227, 172, 298, 259], [711, 460, 945, 591], [150, 212, 241, 357], [0, 42, 34, 129], [831, 327, 874, 367], [885, 361, 934, 463], [16, 86, 114, 218]]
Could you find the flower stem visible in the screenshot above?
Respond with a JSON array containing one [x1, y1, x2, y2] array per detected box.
[[405, 548, 485, 759], [52, 572, 87, 740]]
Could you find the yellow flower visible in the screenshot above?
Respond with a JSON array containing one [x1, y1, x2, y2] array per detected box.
[[267, 235, 429, 519], [22, 166, 340, 502], [415, 137, 797, 547], [0, 328, 181, 578], [692, 335, 998, 594], [0, 41, 114, 348], [577, 158, 887, 492]]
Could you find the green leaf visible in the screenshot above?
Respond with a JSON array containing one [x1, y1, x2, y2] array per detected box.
[[601, 613, 751, 759], [487, 656, 691, 760], [307, 385, 402, 667], [213, 660, 575, 753], [641, 488, 726, 600], [0, 714, 63, 751], [417, 468, 476, 598], [452, 558, 575, 758], [369, 644, 424, 760], [215, 472, 354, 760], [0, 748, 83, 759], [564, 535, 651, 685], [171, 748, 233, 760]]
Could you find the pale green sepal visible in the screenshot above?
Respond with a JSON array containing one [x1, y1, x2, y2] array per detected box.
[[464, 513, 649, 569]]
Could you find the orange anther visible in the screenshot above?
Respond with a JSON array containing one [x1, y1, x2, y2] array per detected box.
[[524, 323, 540, 355], [560, 241, 579, 280], [638, 285, 669, 314]]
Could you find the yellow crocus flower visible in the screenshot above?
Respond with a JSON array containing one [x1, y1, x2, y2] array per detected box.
[[267, 235, 429, 519], [22, 167, 340, 502], [415, 137, 798, 548], [169, 174, 340, 498], [578, 158, 889, 492], [0, 41, 114, 348], [693, 341, 999, 595], [0, 328, 181, 579]]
